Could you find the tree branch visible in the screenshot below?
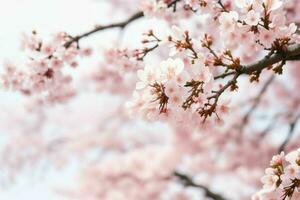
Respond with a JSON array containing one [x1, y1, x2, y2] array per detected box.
[[214, 71, 236, 80], [210, 44, 300, 115], [214, 43, 300, 80], [174, 172, 228, 200], [278, 113, 300, 152], [64, 0, 182, 48], [64, 12, 144, 48], [240, 44, 300, 74]]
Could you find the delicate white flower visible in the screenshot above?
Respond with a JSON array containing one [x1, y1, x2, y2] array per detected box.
[[136, 64, 161, 89], [235, 0, 253, 10], [245, 10, 260, 26], [264, 0, 283, 11], [270, 151, 284, 166], [185, 0, 200, 8], [199, 66, 212, 84], [168, 26, 186, 56], [219, 11, 239, 33], [140, 0, 167, 18], [170, 26, 185, 41], [258, 28, 275, 48], [285, 148, 300, 165], [269, 13, 286, 28], [281, 164, 300, 186], [160, 58, 184, 81], [279, 23, 298, 38], [261, 172, 279, 191]]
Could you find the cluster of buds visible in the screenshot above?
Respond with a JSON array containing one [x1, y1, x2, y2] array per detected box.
[[168, 28, 199, 62], [134, 30, 161, 61]]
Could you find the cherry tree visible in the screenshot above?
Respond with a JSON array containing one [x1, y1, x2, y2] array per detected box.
[[1, 0, 300, 199]]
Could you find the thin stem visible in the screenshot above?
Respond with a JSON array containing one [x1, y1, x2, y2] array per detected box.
[[64, 12, 144, 48], [64, 0, 182, 48]]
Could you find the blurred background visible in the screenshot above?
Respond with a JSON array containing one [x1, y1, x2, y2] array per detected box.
[[0, 0, 122, 199]]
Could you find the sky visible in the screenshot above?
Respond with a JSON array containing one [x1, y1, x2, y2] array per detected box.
[[0, 0, 114, 199]]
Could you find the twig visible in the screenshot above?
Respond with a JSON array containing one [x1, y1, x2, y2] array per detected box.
[[198, 73, 239, 121], [278, 113, 300, 152], [214, 71, 236, 80], [64, 12, 144, 48], [217, 0, 228, 12], [174, 172, 228, 200], [64, 0, 182, 48]]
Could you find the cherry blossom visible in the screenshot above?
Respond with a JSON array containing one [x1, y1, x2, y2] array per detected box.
[[253, 149, 300, 200], [219, 11, 239, 33], [160, 58, 184, 81], [1, 0, 300, 200], [245, 10, 261, 26]]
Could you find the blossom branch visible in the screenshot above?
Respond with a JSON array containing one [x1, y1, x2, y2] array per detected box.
[[199, 73, 239, 120], [64, 0, 182, 48], [207, 44, 300, 120], [214, 44, 300, 80], [240, 44, 300, 75], [64, 12, 144, 48], [174, 172, 228, 200]]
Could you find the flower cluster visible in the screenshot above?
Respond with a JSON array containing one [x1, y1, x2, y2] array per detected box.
[[126, 56, 228, 125], [252, 149, 300, 200], [1, 31, 91, 104], [127, 0, 299, 123]]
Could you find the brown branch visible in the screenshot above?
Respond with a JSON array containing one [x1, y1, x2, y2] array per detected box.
[[214, 71, 236, 80], [137, 44, 159, 61], [64, 0, 182, 48], [208, 44, 300, 119], [278, 113, 300, 152], [174, 172, 228, 200], [64, 12, 144, 48], [240, 44, 300, 74], [198, 73, 239, 120], [214, 44, 300, 80], [209, 73, 239, 101]]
